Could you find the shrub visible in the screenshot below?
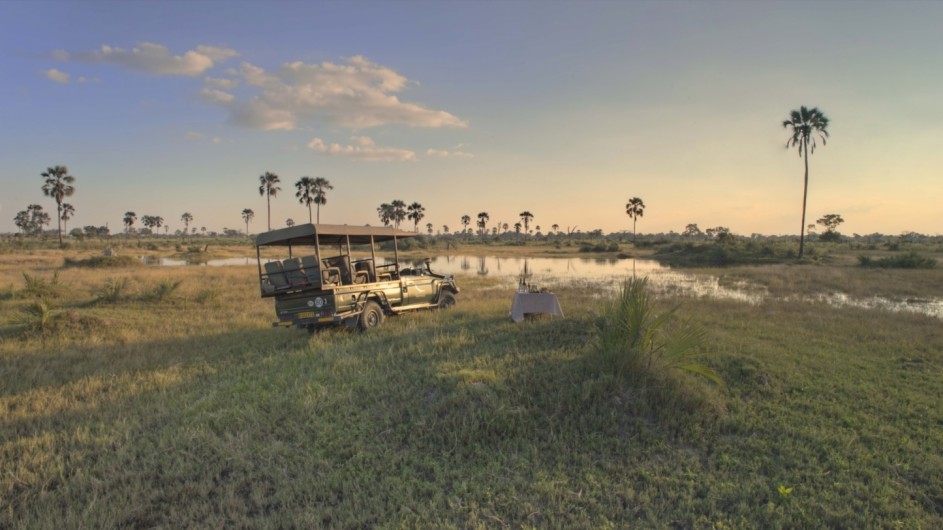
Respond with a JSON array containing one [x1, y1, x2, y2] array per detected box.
[[16, 300, 54, 335], [97, 277, 130, 303], [147, 279, 183, 301], [21, 271, 63, 298], [597, 277, 723, 385], [63, 256, 140, 268], [858, 252, 937, 269]]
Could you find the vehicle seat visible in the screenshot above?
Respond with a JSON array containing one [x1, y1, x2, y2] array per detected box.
[[264, 261, 289, 289], [282, 257, 306, 286], [355, 260, 376, 283], [300, 255, 320, 284]]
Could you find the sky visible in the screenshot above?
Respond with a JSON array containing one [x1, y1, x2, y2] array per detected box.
[[1, 0, 941, 237]]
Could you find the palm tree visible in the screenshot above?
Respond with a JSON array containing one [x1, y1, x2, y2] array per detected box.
[[477, 212, 489, 236], [552, 223, 559, 234], [426, 222, 433, 235], [40, 165, 76, 246], [295, 176, 316, 223], [514, 222, 522, 234], [258, 171, 281, 231], [61, 203, 75, 236], [123, 211, 137, 235], [242, 208, 254, 236], [461, 215, 471, 235], [391, 200, 407, 229], [519, 211, 534, 235], [286, 218, 295, 227], [407, 202, 425, 232], [295, 176, 332, 224], [625, 197, 645, 243], [783, 106, 830, 258], [181, 212, 193, 240], [153, 216, 164, 236], [312, 177, 332, 224], [443, 224, 449, 234], [377, 203, 394, 226]]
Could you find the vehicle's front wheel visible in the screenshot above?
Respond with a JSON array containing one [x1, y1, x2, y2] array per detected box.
[[358, 300, 385, 331], [437, 290, 457, 309]]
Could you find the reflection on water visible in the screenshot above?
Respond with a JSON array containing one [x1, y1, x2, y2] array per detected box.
[[395, 256, 766, 305], [143, 254, 943, 319]]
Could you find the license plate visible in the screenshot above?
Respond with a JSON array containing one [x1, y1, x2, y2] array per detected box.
[[297, 311, 315, 319]]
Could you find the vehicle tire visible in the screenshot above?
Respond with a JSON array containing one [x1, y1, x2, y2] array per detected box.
[[358, 300, 384, 331], [437, 290, 457, 309]]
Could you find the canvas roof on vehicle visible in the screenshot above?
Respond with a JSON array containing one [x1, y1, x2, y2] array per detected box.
[[255, 223, 418, 247]]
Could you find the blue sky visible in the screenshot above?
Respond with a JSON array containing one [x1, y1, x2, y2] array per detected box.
[[2, 0, 941, 236]]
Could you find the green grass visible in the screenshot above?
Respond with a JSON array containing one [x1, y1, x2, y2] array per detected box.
[[1, 253, 942, 527]]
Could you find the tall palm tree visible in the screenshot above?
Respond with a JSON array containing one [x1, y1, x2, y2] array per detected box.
[[312, 177, 332, 224], [391, 200, 407, 229], [552, 223, 559, 233], [258, 171, 281, 231], [426, 222, 433, 235], [242, 208, 254, 236], [123, 211, 137, 235], [181, 212, 193, 240], [286, 218, 295, 227], [377, 203, 393, 226], [477, 212, 489, 236], [295, 176, 316, 223], [625, 197, 645, 243], [461, 215, 471, 235], [783, 106, 830, 258], [61, 203, 75, 236], [407, 202, 425, 232], [41, 165, 76, 246], [519, 211, 534, 235]]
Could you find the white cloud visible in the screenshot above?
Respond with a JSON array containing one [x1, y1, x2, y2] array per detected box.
[[308, 136, 417, 162], [184, 131, 204, 140], [229, 56, 466, 130], [425, 148, 474, 159], [44, 68, 69, 83], [204, 76, 238, 89], [200, 87, 235, 104], [66, 42, 237, 76]]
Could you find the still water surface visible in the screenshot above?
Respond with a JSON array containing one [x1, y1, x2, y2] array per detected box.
[[143, 254, 942, 319]]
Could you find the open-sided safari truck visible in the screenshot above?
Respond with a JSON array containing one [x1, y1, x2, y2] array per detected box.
[[256, 223, 459, 332]]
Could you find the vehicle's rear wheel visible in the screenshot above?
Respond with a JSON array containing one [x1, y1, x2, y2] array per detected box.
[[358, 300, 384, 331], [437, 291, 457, 309]]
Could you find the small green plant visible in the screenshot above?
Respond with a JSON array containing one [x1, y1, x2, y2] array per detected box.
[[21, 271, 62, 298], [148, 279, 183, 301], [97, 277, 129, 303], [598, 277, 723, 385], [195, 287, 222, 305], [16, 299, 54, 335]]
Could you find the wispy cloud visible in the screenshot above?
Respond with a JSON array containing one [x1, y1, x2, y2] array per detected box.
[[57, 42, 237, 76], [425, 147, 474, 159], [204, 76, 238, 89], [228, 55, 466, 130], [308, 136, 417, 162], [199, 87, 235, 104], [43, 68, 70, 83]]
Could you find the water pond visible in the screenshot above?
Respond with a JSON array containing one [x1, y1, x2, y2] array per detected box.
[[143, 254, 943, 319]]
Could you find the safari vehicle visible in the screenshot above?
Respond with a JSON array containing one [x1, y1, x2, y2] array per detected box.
[[255, 223, 459, 332]]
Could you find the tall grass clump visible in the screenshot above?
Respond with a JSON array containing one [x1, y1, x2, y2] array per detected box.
[[21, 271, 63, 298], [147, 279, 183, 302], [15, 299, 55, 335], [858, 251, 937, 269], [598, 277, 723, 385], [96, 277, 130, 303]]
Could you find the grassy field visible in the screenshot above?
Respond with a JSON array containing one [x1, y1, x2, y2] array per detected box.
[[1, 248, 942, 527]]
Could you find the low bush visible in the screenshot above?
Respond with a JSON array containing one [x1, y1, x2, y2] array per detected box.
[[858, 251, 937, 269], [63, 255, 141, 268]]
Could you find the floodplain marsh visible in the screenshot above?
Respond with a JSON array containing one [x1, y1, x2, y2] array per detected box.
[[1, 243, 942, 528]]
